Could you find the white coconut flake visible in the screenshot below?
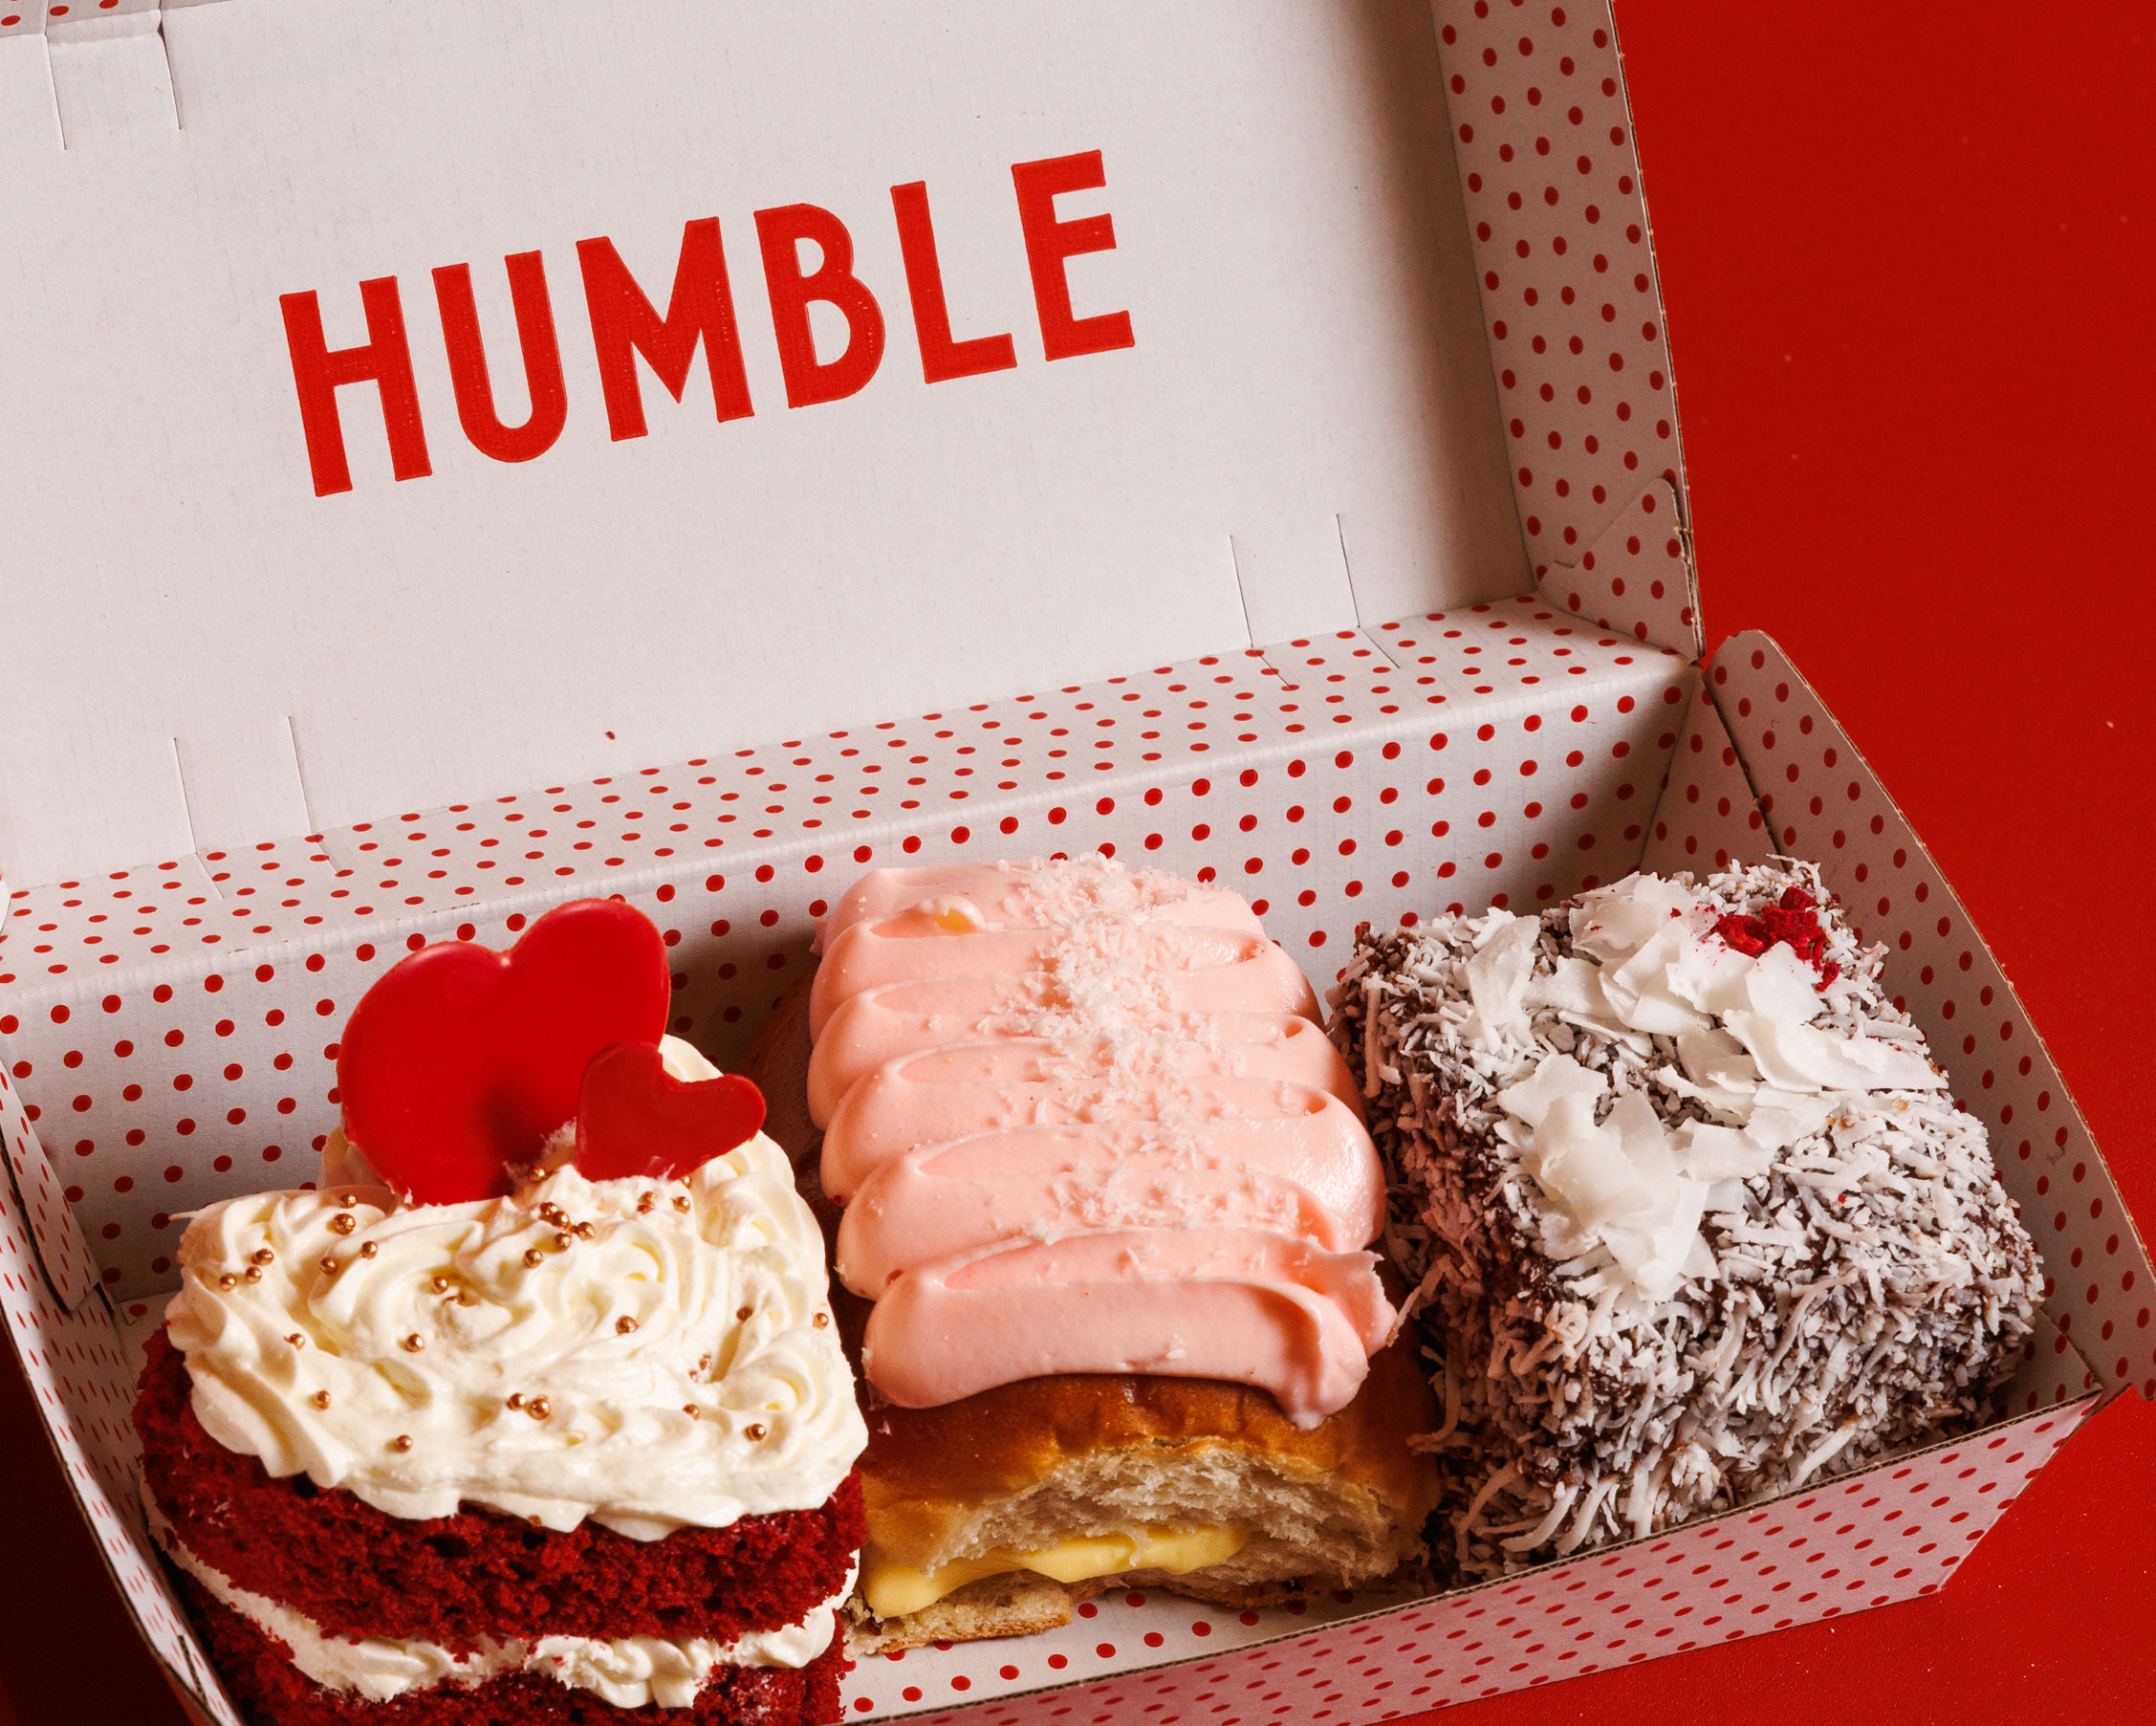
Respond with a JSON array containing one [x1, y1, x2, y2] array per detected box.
[[1329, 859, 2041, 1579]]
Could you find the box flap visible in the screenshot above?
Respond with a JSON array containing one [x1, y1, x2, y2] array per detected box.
[[1539, 474, 1703, 657], [1709, 631, 2155, 1403], [0, 1062, 101, 1310], [0, 0, 1531, 891]]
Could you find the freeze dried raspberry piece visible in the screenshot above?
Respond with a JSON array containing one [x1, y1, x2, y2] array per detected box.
[[1710, 884, 1840, 985]]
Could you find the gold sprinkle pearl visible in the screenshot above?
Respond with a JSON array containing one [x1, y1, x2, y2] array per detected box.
[[392, 1434, 413, 1453], [523, 1249, 545, 1268], [735, 1306, 752, 1322], [319, 1256, 340, 1277], [673, 1195, 691, 1213], [359, 1241, 379, 1259], [527, 1398, 551, 1420], [553, 1231, 574, 1251], [574, 1221, 595, 1240], [337, 1192, 359, 1207], [403, 1334, 425, 1353], [431, 1276, 452, 1295], [637, 1194, 655, 1214], [285, 1333, 304, 1348], [251, 1249, 274, 1266], [813, 1312, 829, 1328], [616, 1316, 638, 1335], [507, 1392, 525, 1409], [243, 1266, 264, 1283], [745, 1423, 767, 1442], [329, 1213, 357, 1235], [216, 1274, 238, 1291], [684, 1405, 701, 1420], [312, 1390, 331, 1409]]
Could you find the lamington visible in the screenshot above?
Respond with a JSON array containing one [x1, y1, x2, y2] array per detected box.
[[133, 900, 867, 1725], [1328, 861, 2041, 1575]]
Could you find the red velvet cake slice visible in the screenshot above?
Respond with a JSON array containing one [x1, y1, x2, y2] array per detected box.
[[132, 902, 867, 1723]]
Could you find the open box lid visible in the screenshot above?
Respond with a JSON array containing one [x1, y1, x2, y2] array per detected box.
[[0, 0, 1583, 894], [0, 8, 2147, 1722]]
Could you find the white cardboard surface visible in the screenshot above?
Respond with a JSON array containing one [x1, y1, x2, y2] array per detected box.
[[0, 0, 1526, 890], [0, 4, 2141, 1724]]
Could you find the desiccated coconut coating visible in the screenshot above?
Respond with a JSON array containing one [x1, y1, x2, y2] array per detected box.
[[1329, 861, 2041, 1575]]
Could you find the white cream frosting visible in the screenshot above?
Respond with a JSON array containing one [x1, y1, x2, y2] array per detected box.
[[145, 1489, 848, 1706], [165, 1039, 866, 1540], [1464, 876, 1952, 1300]]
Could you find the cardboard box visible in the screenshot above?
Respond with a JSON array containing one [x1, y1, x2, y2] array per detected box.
[[0, 3, 2144, 1722]]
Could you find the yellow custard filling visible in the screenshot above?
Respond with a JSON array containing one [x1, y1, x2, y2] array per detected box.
[[860, 1525, 1248, 1619]]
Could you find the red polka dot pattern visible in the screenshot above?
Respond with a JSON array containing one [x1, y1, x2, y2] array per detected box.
[[1710, 631, 2152, 1406], [846, 1407, 2088, 1721], [1441, 2, 1690, 587], [1639, 676, 1769, 879], [1, 601, 2113, 1724], [0, 9, 2132, 1717], [0, 600, 1692, 1301], [0, 1057, 98, 1306], [1544, 475, 1702, 655], [7, 0, 162, 42]]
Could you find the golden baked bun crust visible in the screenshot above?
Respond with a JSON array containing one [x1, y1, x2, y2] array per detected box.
[[858, 1326, 1438, 1564], [743, 972, 1438, 1653]]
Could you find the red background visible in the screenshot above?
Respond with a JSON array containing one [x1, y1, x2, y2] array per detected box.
[[4, 3, 2150, 1720]]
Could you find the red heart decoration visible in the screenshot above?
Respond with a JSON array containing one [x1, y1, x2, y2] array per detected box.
[[338, 900, 670, 1204], [574, 1042, 767, 1182]]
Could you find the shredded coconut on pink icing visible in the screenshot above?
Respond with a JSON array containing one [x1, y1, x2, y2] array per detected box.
[[810, 858, 1393, 1427]]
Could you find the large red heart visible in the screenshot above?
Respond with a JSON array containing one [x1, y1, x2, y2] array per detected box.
[[574, 1042, 767, 1182], [338, 900, 670, 1204]]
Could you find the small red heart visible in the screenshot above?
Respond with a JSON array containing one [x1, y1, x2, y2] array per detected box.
[[338, 900, 670, 1204], [574, 1042, 767, 1182]]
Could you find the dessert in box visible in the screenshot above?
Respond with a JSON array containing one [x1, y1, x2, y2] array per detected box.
[[0, 6, 2143, 1721], [1329, 862, 2043, 1575], [131, 900, 867, 1724], [749, 857, 1438, 1652]]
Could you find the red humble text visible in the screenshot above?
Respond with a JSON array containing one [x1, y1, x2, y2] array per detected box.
[[278, 149, 1135, 497]]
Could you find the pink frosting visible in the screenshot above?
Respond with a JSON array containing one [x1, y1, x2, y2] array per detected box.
[[860, 1229, 1389, 1418], [818, 860, 1265, 947], [809, 859, 1393, 1428], [836, 1115, 1384, 1295], [808, 919, 1316, 1042], [809, 982, 1333, 1128]]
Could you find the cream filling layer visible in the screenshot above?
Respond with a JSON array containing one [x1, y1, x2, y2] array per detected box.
[[166, 1038, 864, 1540], [860, 1524, 1247, 1620], [146, 1489, 848, 1706]]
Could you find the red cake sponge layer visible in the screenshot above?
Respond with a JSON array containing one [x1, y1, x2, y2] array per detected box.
[[136, 1329, 862, 1651], [173, 1571, 845, 1726]]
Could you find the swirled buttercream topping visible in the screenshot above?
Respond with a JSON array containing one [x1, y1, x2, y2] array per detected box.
[[145, 1490, 848, 1705], [165, 1042, 865, 1539], [812, 858, 1391, 1428]]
